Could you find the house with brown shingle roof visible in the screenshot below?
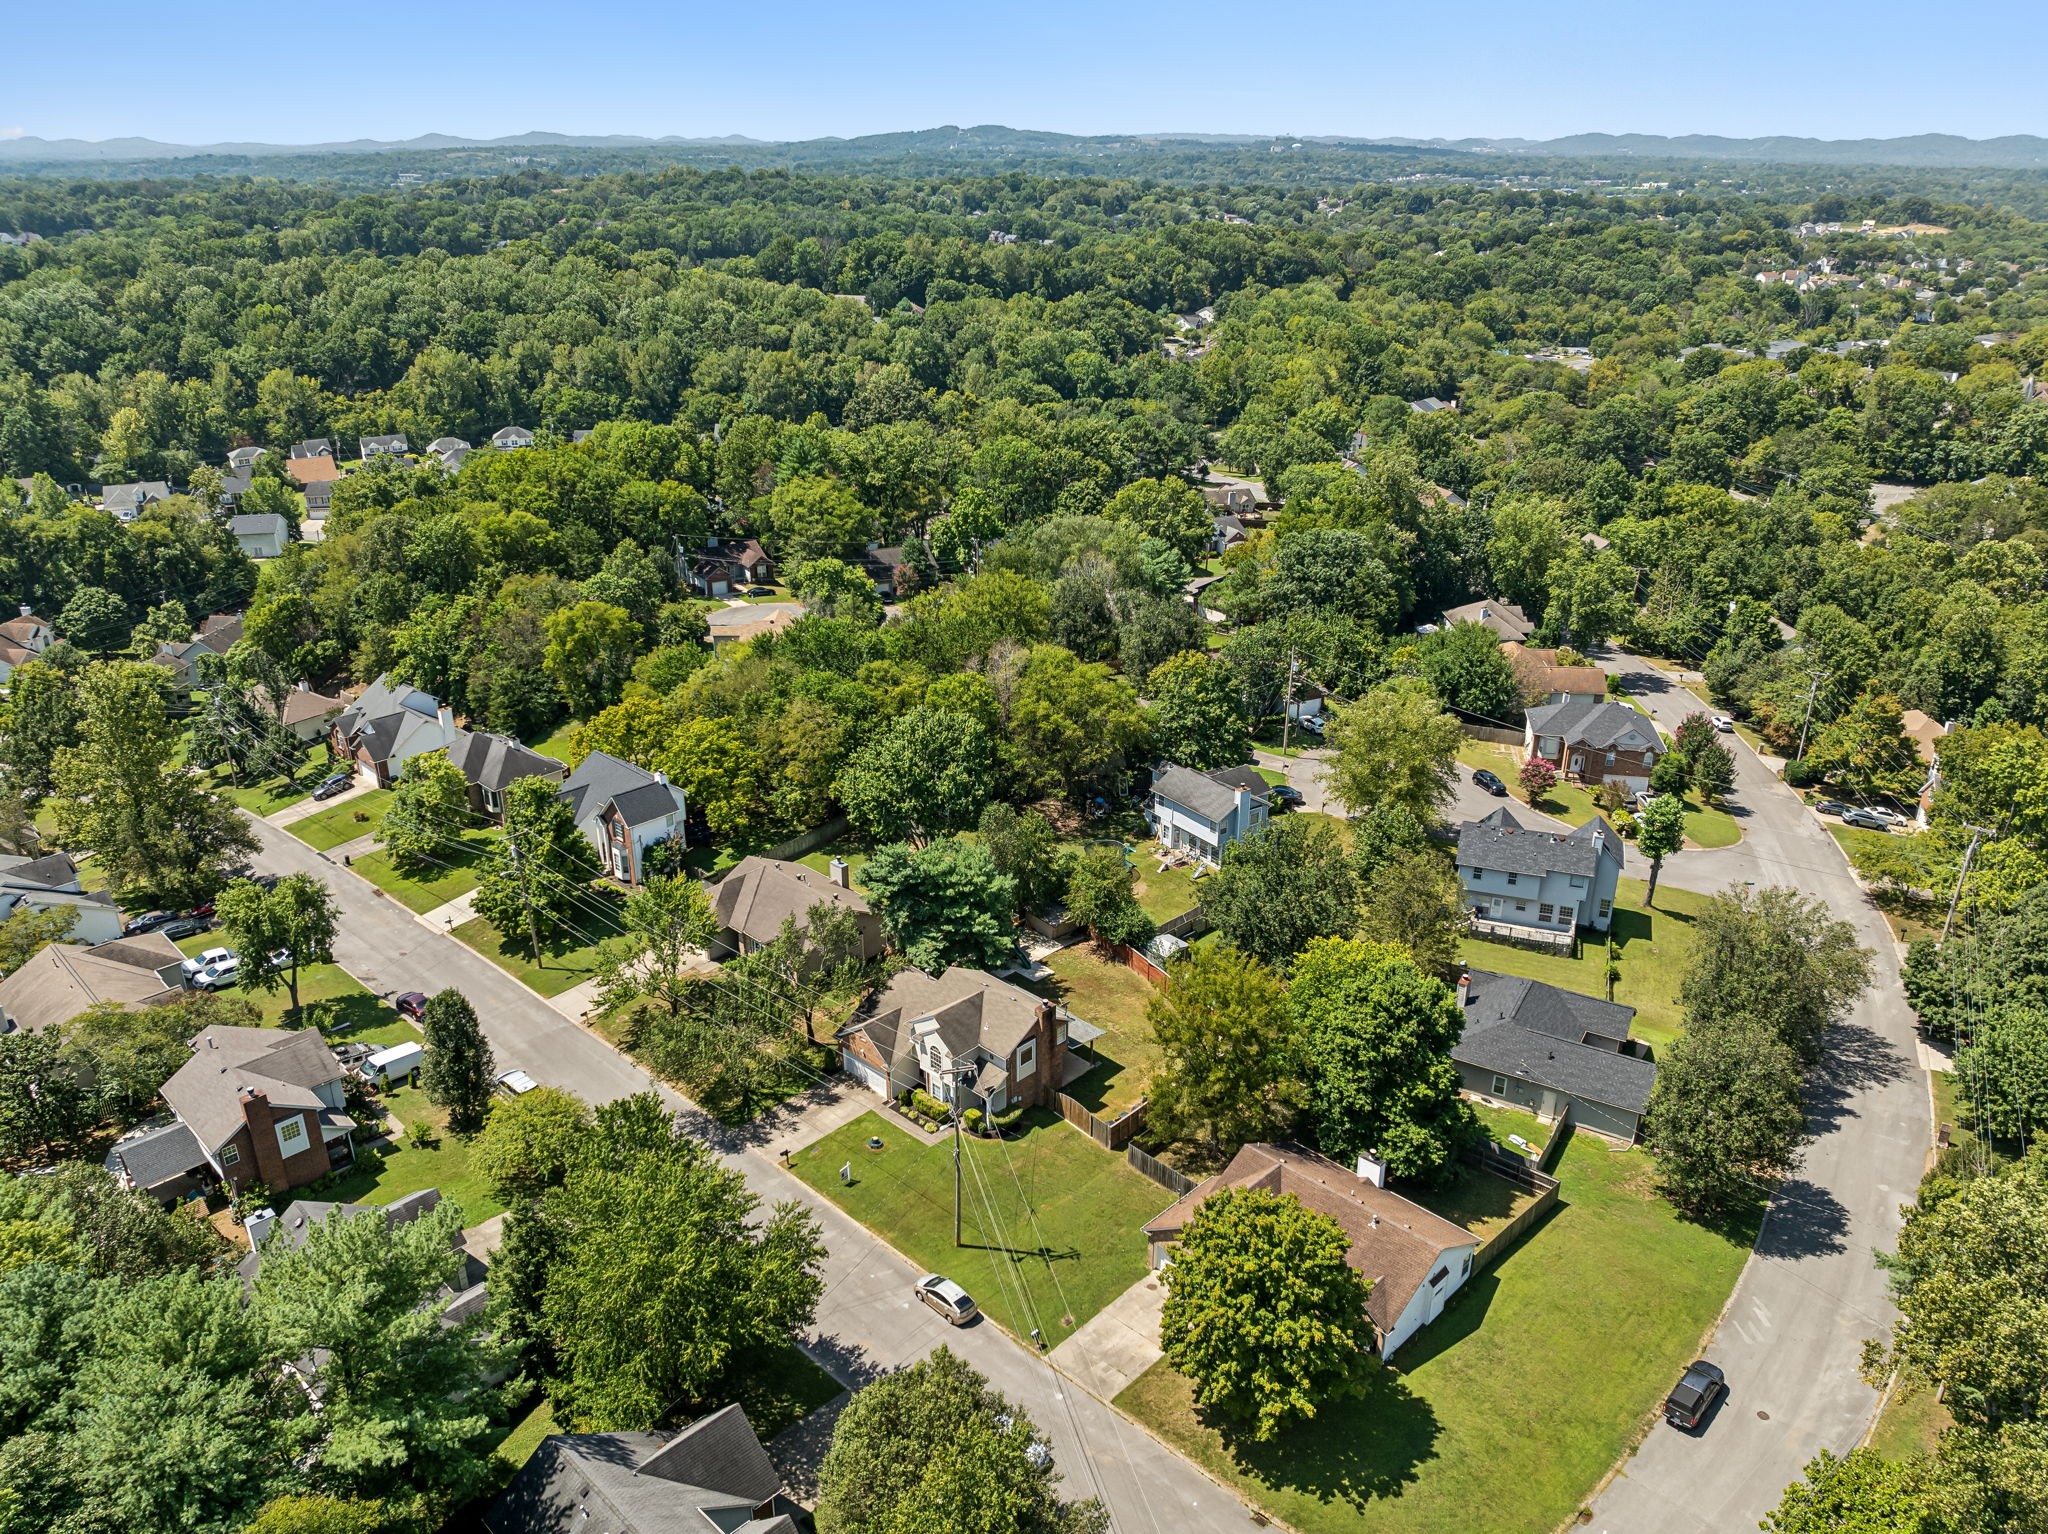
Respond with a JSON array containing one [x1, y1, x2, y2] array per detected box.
[[1503, 643, 1607, 709], [708, 856, 883, 962], [0, 605, 55, 683], [1144, 1142, 1478, 1359], [158, 1024, 358, 1195]]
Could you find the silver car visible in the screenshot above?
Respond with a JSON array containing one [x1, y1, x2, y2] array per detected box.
[[913, 1273, 979, 1326]]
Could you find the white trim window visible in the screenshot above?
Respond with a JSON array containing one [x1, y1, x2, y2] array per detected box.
[[1490, 1074, 1508, 1095], [277, 1117, 307, 1157], [1015, 1039, 1038, 1080], [220, 1142, 241, 1167]]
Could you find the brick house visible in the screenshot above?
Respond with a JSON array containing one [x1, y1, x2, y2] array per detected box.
[[1525, 699, 1664, 795], [158, 1025, 357, 1195], [836, 966, 1069, 1116]]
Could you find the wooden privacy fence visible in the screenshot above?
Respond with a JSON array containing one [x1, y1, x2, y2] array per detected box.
[[1461, 1139, 1562, 1273], [1056, 1092, 1149, 1151], [1460, 721, 1526, 747], [1108, 942, 1171, 986], [762, 815, 851, 862], [1126, 1144, 1197, 1198]]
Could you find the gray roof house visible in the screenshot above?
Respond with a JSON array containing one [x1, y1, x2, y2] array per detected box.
[[486, 1404, 794, 1534], [708, 855, 883, 961], [837, 965, 1069, 1114], [1456, 806, 1624, 947], [238, 1188, 486, 1312], [359, 433, 410, 459], [330, 675, 464, 787], [0, 931, 185, 1038], [302, 477, 335, 514], [226, 445, 267, 471], [557, 751, 687, 886], [1440, 599, 1535, 643], [228, 512, 290, 559], [1452, 968, 1657, 1142], [490, 426, 536, 450], [102, 480, 171, 519], [1147, 762, 1271, 865], [427, 437, 472, 471], [445, 729, 567, 818], [288, 438, 334, 459], [0, 853, 126, 946], [104, 1118, 212, 1203], [158, 1024, 357, 1196], [1524, 699, 1664, 793]]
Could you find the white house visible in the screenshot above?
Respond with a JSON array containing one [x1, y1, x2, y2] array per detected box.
[[490, 426, 535, 450], [555, 751, 687, 885], [1456, 806, 1624, 948], [328, 675, 465, 787], [358, 434, 410, 460], [0, 853, 125, 945], [1148, 763, 1271, 865], [228, 512, 290, 559], [0, 606, 56, 683]]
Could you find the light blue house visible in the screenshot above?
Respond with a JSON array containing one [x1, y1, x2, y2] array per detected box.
[[1148, 763, 1271, 865], [1456, 807, 1624, 951]]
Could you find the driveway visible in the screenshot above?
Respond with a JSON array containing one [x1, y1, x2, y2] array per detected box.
[[246, 816, 1255, 1532], [1582, 651, 1928, 1534]]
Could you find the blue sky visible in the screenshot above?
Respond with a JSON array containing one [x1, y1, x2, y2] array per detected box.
[[5, 0, 2041, 145]]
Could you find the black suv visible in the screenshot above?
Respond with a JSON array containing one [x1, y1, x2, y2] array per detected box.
[[1665, 1360, 1726, 1430]]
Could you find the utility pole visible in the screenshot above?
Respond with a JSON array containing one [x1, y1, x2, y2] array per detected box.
[[505, 815, 546, 971], [1939, 824, 1995, 945], [1280, 648, 1298, 753], [1793, 669, 1832, 763], [952, 1064, 974, 1246]]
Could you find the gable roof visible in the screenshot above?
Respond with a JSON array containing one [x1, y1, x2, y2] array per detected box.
[[0, 933, 186, 1036], [557, 751, 685, 830], [490, 426, 535, 447], [1150, 762, 1267, 824], [1441, 599, 1534, 641], [159, 1025, 347, 1154], [0, 614, 50, 644], [102, 480, 171, 511], [333, 674, 447, 757], [843, 965, 1048, 1070], [1503, 642, 1607, 700], [286, 454, 341, 484], [1457, 806, 1622, 880], [1145, 1143, 1474, 1340], [446, 730, 564, 794], [228, 513, 288, 538], [711, 856, 871, 946], [359, 433, 409, 455], [1526, 698, 1659, 752], [0, 851, 80, 890], [1453, 969, 1656, 1116], [255, 684, 347, 730], [288, 438, 333, 459], [104, 1118, 209, 1190], [235, 1188, 447, 1284], [198, 611, 245, 649]]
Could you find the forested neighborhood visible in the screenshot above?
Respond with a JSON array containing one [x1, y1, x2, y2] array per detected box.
[[0, 109, 2042, 1534]]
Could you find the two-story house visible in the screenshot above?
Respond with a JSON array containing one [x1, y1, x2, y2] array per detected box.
[[359, 433, 410, 460], [427, 437, 472, 472], [684, 537, 776, 597], [1525, 699, 1663, 794], [157, 1024, 358, 1196], [1456, 806, 1624, 948], [490, 426, 535, 450], [101, 480, 171, 521], [836, 966, 1068, 1116], [1148, 763, 1271, 865], [0, 606, 56, 683], [329, 675, 465, 787], [556, 751, 688, 885]]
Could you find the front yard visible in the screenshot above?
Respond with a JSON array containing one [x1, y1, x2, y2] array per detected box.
[[1456, 739, 1740, 850], [287, 790, 393, 851], [1458, 875, 1715, 1051], [170, 933, 401, 1033], [210, 743, 328, 816], [350, 829, 498, 915], [454, 897, 621, 999], [318, 1084, 506, 1224], [787, 1109, 1174, 1343], [1117, 1129, 1758, 1534]]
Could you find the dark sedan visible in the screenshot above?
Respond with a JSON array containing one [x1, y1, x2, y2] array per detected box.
[[1269, 784, 1304, 810], [311, 771, 355, 801], [1473, 768, 1509, 797], [123, 911, 173, 936], [1665, 1360, 1727, 1430], [158, 916, 210, 940]]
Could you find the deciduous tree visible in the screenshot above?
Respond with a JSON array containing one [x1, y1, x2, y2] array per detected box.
[[1147, 944, 1302, 1159], [834, 706, 995, 845], [1681, 885, 1872, 1064], [1646, 1014, 1808, 1218], [1063, 844, 1155, 950], [1202, 817, 1360, 970], [419, 989, 496, 1135], [1146, 650, 1249, 770], [861, 837, 1016, 974], [213, 873, 339, 1019], [1324, 680, 1461, 822], [377, 748, 471, 876]]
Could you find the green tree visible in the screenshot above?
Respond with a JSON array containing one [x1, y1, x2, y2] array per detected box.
[[1063, 844, 1155, 949], [1681, 885, 1873, 1065], [815, 1346, 1107, 1534], [1202, 817, 1360, 970], [655, 715, 765, 843], [595, 875, 719, 1016], [1103, 476, 1212, 561], [1159, 1185, 1378, 1441], [1324, 680, 1461, 821], [242, 1495, 388, 1534], [419, 989, 496, 1135], [1416, 622, 1519, 721], [1004, 645, 1149, 806], [976, 803, 1073, 919], [49, 662, 257, 905], [1763, 1449, 1927, 1534], [61, 993, 246, 1126], [1355, 849, 1465, 978], [1146, 651, 1249, 770], [56, 586, 128, 651], [0, 904, 76, 978], [1293, 937, 1475, 1180], [768, 475, 870, 564], [1, 661, 83, 800], [543, 600, 640, 718], [789, 556, 883, 625], [376, 747, 471, 876], [1147, 944, 1302, 1158], [834, 707, 995, 845], [1646, 1014, 1809, 1217], [1807, 692, 1926, 805], [474, 1084, 590, 1206], [212, 873, 338, 1019], [526, 1094, 825, 1430], [0, 1032, 94, 1162], [1635, 790, 1686, 908], [861, 837, 1016, 974], [472, 775, 601, 954]]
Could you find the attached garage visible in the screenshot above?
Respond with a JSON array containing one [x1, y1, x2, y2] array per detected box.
[[841, 1048, 887, 1095]]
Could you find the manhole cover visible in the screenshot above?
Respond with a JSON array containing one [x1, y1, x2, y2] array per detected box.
[[1757, 1410, 1771, 1420]]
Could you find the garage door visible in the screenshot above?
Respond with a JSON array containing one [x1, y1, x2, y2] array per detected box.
[[841, 1050, 886, 1095]]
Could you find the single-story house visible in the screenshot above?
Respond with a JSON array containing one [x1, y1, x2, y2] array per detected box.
[[330, 674, 464, 787], [102, 480, 171, 519], [705, 603, 801, 650], [1286, 680, 1329, 725], [157, 1024, 358, 1196], [862, 543, 912, 598], [1147, 762, 1271, 865], [0, 607, 57, 682], [1525, 699, 1663, 794], [0, 853, 127, 946], [1410, 396, 1458, 413], [1452, 969, 1657, 1142], [359, 434, 410, 460], [103, 1118, 212, 1204], [1440, 599, 1535, 643], [838, 965, 1069, 1115], [1456, 806, 1624, 940], [1503, 642, 1607, 708], [486, 1404, 793, 1534], [445, 729, 568, 819], [255, 681, 348, 742], [685, 538, 776, 597], [556, 751, 688, 885], [1201, 484, 1256, 513], [1144, 1142, 1478, 1360], [0, 931, 185, 1038], [490, 426, 535, 450], [707, 855, 884, 962], [288, 438, 334, 460], [229, 512, 291, 559]]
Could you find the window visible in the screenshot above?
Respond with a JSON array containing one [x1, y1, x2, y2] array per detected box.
[[1429, 1266, 1449, 1287], [220, 1143, 241, 1167], [1605, 751, 1616, 766], [279, 1118, 305, 1150], [1490, 1074, 1508, 1095], [1461, 1253, 1473, 1277], [1645, 751, 1657, 766], [1538, 903, 1554, 922], [1514, 901, 1528, 913], [1015, 1039, 1038, 1079], [1505, 872, 1518, 886], [1559, 904, 1576, 925], [1598, 899, 1612, 920]]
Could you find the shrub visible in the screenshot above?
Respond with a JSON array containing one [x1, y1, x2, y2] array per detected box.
[[991, 1104, 1027, 1131], [963, 1108, 985, 1134], [1517, 755, 1558, 802], [1613, 808, 1639, 838], [1783, 757, 1820, 788], [407, 1120, 440, 1150], [909, 1087, 953, 1122]]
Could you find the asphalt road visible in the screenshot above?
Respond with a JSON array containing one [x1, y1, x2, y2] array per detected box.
[[248, 818, 1252, 1533]]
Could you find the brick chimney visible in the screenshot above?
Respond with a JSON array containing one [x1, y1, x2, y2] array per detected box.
[[1457, 971, 1473, 1006], [238, 1088, 290, 1191], [828, 857, 849, 889]]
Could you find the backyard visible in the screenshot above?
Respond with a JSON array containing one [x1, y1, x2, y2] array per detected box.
[[1458, 876, 1714, 1051], [1118, 1129, 1758, 1534], [1456, 738, 1740, 850], [787, 1109, 1175, 1344], [287, 790, 393, 851], [1023, 943, 1162, 1117]]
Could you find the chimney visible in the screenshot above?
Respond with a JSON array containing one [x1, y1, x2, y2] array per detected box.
[[1355, 1152, 1388, 1188], [243, 1207, 278, 1251], [17, 604, 29, 619], [437, 704, 453, 733], [296, 680, 309, 693], [1457, 972, 1473, 1006], [654, 769, 667, 786], [829, 857, 850, 889]]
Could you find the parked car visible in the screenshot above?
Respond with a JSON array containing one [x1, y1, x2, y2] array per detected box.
[[1269, 784, 1304, 809], [332, 1041, 378, 1067], [180, 946, 234, 981], [913, 1274, 979, 1326], [1633, 788, 1660, 810], [1840, 806, 1893, 832], [191, 955, 242, 991], [1473, 768, 1508, 797], [496, 1069, 540, 1096], [1296, 714, 1325, 736], [1867, 806, 1913, 827], [124, 911, 172, 936], [745, 586, 777, 598], [263, 948, 293, 972], [158, 916, 209, 940], [393, 991, 428, 1020], [186, 901, 215, 920], [311, 771, 354, 801], [1711, 715, 1735, 732], [1813, 799, 1853, 818], [1665, 1360, 1727, 1430]]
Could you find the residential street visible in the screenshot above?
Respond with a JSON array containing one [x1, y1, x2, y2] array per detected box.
[[246, 817, 1254, 1533]]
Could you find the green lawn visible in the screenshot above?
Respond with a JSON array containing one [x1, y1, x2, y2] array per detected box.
[[319, 1085, 506, 1224], [721, 1341, 845, 1439], [351, 831, 497, 915], [788, 1109, 1174, 1343], [1456, 739, 1740, 850], [454, 898, 621, 998], [288, 790, 393, 851], [1868, 1373, 1950, 1460], [1459, 876, 1714, 1051], [1131, 841, 1205, 925], [1024, 945, 1161, 1117], [167, 938, 407, 1034], [522, 719, 582, 764], [211, 746, 328, 816], [797, 844, 871, 889], [490, 1399, 557, 1469], [1118, 1130, 1759, 1534]]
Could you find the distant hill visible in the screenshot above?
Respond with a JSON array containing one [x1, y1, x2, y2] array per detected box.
[[4, 125, 2046, 170]]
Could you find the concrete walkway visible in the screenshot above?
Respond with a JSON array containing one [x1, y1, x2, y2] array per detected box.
[[417, 889, 478, 932], [1049, 1268, 1168, 1403]]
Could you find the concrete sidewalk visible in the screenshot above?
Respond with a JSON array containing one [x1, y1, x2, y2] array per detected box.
[[1049, 1268, 1168, 1403]]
